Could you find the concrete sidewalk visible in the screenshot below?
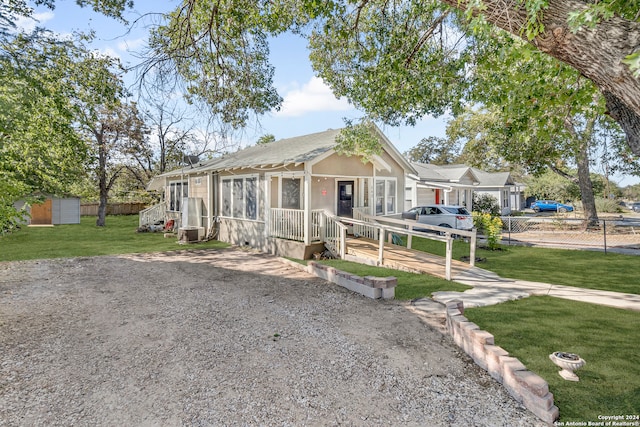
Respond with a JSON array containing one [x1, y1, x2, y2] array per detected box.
[[413, 266, 640, 313]]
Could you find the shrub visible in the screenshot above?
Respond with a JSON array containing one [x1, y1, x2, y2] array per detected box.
[[473, 212, 503, 250], [594, 198, 623, 213], [473, 193, 500, 216]]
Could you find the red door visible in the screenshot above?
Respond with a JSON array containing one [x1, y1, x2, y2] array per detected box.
[[434, 189, 441, 205]]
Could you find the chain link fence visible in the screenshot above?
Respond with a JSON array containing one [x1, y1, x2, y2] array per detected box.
[[498, 216, 640, 254]]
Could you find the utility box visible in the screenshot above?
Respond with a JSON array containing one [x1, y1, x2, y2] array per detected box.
[[178, 227, 204, 243]]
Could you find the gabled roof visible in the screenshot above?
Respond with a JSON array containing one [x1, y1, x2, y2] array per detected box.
[[411, 162, 480, 184], [194, 128, 342, 172], [148, 125, 416, 189], [410, 162, 515, 188], [470, 168, 515, 187]]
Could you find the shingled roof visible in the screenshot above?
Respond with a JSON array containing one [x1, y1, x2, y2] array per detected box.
[[191, 128, 342, 172], [147, 126, 415, 190]]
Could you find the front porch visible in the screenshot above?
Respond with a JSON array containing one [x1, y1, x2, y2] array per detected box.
[[140, 203, 477, 280], [267, 207, 478, 280]]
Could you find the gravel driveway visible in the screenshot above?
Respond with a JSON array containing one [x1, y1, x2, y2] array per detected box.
[[0, 249, 544, 426]]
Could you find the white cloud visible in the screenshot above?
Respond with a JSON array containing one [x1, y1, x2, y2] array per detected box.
[[14, 11, 54, 33], [274, 76, 352, 117]]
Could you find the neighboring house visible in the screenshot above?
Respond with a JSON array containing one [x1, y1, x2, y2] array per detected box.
[[14, 196, 81, 225], [144, 126, 416, 259], [405, 163, 519, 214], [469, 168, 518, 215], [405, 163, 480, 211]]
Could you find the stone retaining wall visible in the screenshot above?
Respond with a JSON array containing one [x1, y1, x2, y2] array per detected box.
[[445, 300, 559, 424], [277, 258, 397, 299], [308, 261, 397, 299]]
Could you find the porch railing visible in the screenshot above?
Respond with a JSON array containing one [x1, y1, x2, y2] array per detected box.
[[352, 206, 378, 240], [311, 209, 323, 241], [269, 208, 304, 241], [349, 211, 477, 280], [269, 208, 325, 242], [322, 211, 347, 258], [139, 203, 165, 227]]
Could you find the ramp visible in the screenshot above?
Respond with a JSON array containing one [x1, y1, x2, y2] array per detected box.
[[346, 237, 475, 279]]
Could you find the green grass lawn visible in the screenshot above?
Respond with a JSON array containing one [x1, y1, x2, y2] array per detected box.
[[314, 259, 471, 300], [406, 236, 640, 295], [464, 297, 640, 422], [0, 215, 229, 261]]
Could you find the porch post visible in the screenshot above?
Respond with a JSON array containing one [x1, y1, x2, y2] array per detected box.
[[264, 174, 271, 241], [445, 236, 452, 280], [378, 225, 385, 265], [303, 165, 311, 245]]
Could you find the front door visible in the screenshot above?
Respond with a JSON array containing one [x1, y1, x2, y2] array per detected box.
[[337, 181, 354, 217]]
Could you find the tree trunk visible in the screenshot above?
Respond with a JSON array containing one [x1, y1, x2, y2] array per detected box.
[[440, 0, 640, 155], [96, 131, 108, 227], [575, 140, 598, 225], [96, 192, 107, 227]]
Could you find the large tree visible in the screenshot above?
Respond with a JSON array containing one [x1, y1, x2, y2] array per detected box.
[[404, 136, 463, 165], [447, 30, 633, 222], [80, 100, 147, 227], [148, 0, 640, 160], [0, 32, 92, 231]]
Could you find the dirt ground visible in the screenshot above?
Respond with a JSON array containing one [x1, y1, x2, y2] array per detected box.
[[0, 248, 545, 426]]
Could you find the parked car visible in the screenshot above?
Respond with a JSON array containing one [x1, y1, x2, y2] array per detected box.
[[530, 200, 574, 213], [632, 202, 640, 213], [401, 205, 473, 231]]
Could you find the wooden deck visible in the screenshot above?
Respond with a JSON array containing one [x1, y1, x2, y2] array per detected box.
[[346, 237, 474, 279]]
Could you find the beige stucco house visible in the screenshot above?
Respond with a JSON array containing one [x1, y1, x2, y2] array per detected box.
[[144, 126, 415, 259]]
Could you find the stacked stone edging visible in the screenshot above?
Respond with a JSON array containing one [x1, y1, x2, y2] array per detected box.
[[277, 257, 398, 299], [307, 261, 397, 299], [445, 300, 559, 424]]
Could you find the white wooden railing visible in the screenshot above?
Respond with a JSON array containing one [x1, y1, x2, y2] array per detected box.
[[311, 209, 323, 241], [322, 211, 347, 258], [346, 212, 477, 281], [139, 203, 165, 227], [269, 208, 304, 241], [352, 207, 378, 240], [269, 208, 325, 242]]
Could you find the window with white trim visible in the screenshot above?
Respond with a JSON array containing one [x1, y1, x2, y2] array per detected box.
[[169, 181, 188, 212], [221, 176, 258, 219], [281, 178, 302, 209], [375, 178, 397, 215]]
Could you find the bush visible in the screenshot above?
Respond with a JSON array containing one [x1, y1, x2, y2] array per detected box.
[[473, 193, 500, 216], [473, 212, 503, 250], [594, 198, 623, 213]]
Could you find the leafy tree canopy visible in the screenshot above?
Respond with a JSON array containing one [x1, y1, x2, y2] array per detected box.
[[148, 0, 640, 157], [404, 136, 463, 165]]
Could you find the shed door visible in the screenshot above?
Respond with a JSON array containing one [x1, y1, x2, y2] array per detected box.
[[337, 181, 354, 218], [31, 199, 52, 224]]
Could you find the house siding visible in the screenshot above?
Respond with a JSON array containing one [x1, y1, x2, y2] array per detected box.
[[52, 198, 81, 224], [313, 153, 371, 176]]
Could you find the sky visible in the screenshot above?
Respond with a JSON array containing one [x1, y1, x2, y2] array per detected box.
[[20, 1, 448, 148], [19, 0, 639, 187]]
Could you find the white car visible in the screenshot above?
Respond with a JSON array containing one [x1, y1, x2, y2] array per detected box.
[[402, 205, 474, 231]]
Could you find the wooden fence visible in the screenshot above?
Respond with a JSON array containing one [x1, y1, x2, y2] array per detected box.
[[80, 202, 147, 216]]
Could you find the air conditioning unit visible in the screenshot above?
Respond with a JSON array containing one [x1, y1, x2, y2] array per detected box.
[[178, 226, 204, 243]]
